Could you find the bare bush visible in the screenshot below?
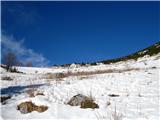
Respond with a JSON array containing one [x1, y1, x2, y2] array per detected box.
[[3, 52, 17, 71]]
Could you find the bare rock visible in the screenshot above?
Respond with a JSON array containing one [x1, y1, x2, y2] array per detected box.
[[67, 94, 99, 109]]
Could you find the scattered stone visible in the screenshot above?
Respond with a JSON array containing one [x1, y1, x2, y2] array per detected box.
[[108, 94, 119, 97], [1, 76, 13, 81], [152, 66, 156, 69], [0, 96, 11, 105], [17, 101, 48, 114]]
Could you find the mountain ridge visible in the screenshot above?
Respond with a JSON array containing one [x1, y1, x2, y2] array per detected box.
[[60, 41, 160, 67]]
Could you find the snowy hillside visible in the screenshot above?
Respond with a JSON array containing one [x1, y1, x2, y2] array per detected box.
[[1, 48, 160, 120]]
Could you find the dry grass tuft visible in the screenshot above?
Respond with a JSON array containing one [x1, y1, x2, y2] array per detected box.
[[111, 107, 123, 120], [26, 89, 44, 97], [45, 73, 56, 79], [26, 89, 36, 97], [17, 101, 48, 114], [80, 99, 99, 109]]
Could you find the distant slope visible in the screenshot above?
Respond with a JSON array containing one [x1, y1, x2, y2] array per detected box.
[[60, 42, 160, 67], [99, 41, 160, 64]]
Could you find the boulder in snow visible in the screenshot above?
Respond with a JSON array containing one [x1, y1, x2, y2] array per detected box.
[[17, 101, 48, 114], [67, 94, 99, 109]]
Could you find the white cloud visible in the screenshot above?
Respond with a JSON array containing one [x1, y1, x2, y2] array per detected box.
[[1, 34, 50, 67]]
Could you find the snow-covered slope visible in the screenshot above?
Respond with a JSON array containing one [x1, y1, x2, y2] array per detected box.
[[0, 53, 160, 120]]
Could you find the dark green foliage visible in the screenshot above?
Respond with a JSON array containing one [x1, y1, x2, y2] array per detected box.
[[81, 62, 86, 66], [61, 64, 71, 67], [90, 62, 97, 66]]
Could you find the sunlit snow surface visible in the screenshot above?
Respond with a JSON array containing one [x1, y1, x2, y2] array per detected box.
[[0, 54, 160, 120]]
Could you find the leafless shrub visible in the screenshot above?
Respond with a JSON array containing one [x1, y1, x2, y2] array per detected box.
[[3, 52, 17, 71]]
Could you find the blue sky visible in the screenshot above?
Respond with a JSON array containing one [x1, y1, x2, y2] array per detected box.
[[1, 1, 160, 66]]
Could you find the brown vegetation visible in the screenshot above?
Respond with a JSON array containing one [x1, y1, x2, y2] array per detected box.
[[26, 89, 44, 97], [80, 99, 99, 109], [17, 101, 48, 114], [62, 68, 140, 78]]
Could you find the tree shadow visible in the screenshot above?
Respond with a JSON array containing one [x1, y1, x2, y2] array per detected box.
[[1, 84, 45, 95]]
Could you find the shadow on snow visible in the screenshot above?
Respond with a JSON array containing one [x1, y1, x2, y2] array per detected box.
[[1, 84, 45, 95]]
